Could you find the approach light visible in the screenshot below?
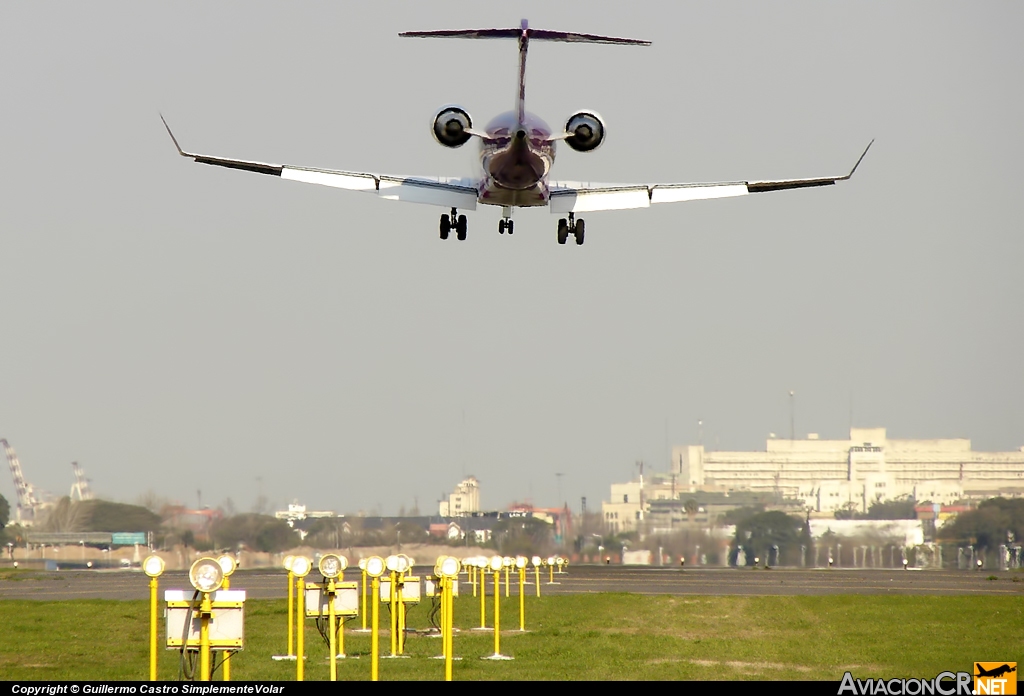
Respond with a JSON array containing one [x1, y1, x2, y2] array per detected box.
[[217, 554, 237, 577], [502, 556, 512, 567], [143, 555, 165, 578], [546, 556, 555, 566], [477, 557, 488, 569], [385, 555, 399, 572], [489, 556, 503, 572], [358, 558, 368, 571], [396, 554, 411, 573], [319, 553, 345, 579], [531, 556, 541, 567], [365, 556, 386, 578], [976, 559, 983, 568], [284, 555, 296, 571], [189, 557, 225, 593], [291, 555, 312, 578], [440, 556, 461, 578], [515, 556, 527, 569]]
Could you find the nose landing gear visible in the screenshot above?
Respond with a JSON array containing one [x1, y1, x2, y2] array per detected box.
[[498, 206, 514, 235], [557, 213, 584, 245]]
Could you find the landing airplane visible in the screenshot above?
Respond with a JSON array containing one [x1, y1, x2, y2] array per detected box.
[[162, 19, 871, 246]]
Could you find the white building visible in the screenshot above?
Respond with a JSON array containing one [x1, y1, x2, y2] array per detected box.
[[672, 427, 1024, 514], [438, 476, 481, 517]]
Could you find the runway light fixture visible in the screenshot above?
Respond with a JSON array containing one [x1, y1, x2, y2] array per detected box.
[[291, 556, 312, 578], [358, 558, 368, 571], [515, 556, 527, 570], [189, 557, 225, 594], [386, 555, 399, 573], [284, 555, 296, 572], [440, 556, 461, 578], [319, 553, 346, 579], [396, 555, 411, 574], [531, 556, 541, 567], [489, 556, 503, 572], [366, 556, 386, 578], [143, 555, 165, 578], [217, 554, 237, 578]]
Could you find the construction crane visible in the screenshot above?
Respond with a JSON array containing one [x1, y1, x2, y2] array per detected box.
[[2, 438, 41, 526], [70, 462, 94, 501]]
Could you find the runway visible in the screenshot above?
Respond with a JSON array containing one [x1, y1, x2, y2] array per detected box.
[[1, 565, 1021, 601]]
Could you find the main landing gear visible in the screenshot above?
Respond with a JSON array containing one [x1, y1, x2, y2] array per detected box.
[[557, 212, 585, 245], [440, 207, 467, 241], [498, 206, 514, 235]]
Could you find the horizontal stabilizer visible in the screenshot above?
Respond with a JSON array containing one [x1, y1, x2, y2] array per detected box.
[[400, 26, 649, 46]]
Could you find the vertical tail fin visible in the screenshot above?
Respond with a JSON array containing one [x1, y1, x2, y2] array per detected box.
[[400, 20, 649, 126]]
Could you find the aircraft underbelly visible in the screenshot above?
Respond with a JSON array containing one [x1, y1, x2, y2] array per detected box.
[[478, 179, 549, 207]]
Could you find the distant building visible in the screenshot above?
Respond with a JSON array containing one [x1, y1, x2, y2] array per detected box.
[[672, 427, 1024, 514], [274, 503, 336, 527], [602, 427, 1024, 532], [438, 476, 480, 517]]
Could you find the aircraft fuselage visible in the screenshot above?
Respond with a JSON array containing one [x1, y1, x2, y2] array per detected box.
[[477, 112, 554, 208]]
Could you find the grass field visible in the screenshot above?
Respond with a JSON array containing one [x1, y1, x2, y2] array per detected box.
[[1, 594, 1020, 681]]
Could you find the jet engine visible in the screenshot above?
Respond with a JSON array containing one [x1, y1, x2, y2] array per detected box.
[[564, 111, 605, 152], [432, 106, 473, 148]]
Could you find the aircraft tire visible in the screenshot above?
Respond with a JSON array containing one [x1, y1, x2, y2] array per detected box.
[[507, 220, 514, 235], [557, 219, 569, 245], [456, 214, 467, 241], [440, 214, 450, 240], [574, 218, 585, 245]]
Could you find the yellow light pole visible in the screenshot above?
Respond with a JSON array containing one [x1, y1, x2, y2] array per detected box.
[[482, 555, 512, 660], [364, 556, 386, 681], [386, 555, 399, 656], [216, 555, 237, 681], [532, 556, 542, 597], [318, 553, 347, 681], [358, 558, 369, 632], [515, 556, 527, 632], [290, 556, 312, 681], [273, 555, 297, 661], [547, 556, 555, 584], [476, 557, 488, 629], [396, 554, 411, 655], [438, 556, 461, 681], [470, 563, 477, 597], [188, 558, 225, 682], [143, 555, 165, 681], [503, 556, 512, 598]]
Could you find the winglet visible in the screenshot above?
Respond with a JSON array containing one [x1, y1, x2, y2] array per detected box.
[[160, 114, 189, 157], [843, 139, 874, 180]]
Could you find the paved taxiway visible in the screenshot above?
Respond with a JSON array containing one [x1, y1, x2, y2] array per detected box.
[[1, 566, 1021, 601]]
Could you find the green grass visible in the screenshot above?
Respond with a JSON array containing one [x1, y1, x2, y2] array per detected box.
[[0, 594, 1020, 680]]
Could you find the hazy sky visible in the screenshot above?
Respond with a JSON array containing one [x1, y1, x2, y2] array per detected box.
[[1, 3, 1021, 518]]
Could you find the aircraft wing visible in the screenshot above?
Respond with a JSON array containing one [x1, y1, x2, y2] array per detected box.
[[161, 117, 479, 210], [549, 140, 872, 214]]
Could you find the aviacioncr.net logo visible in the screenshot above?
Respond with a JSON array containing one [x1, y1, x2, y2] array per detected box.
[[838, 671, 973, 695], [974, 663, 1017, 696]]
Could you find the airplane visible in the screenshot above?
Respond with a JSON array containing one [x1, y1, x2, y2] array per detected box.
[[162, 19, 872, 246], [975, 664, 1016, 679]]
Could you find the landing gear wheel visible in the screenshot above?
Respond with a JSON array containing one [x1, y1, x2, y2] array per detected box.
[[498, 219, 506, 234], [574, 218, 585, 246], [440, 214, 451, 240], [507, 220, 514, 235], [456, 214, 467, 241], [557, 218, 569, 245]]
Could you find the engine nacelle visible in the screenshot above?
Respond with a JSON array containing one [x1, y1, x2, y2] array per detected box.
[[564, 111, 605, 152], [432, 106, 473, 148]]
